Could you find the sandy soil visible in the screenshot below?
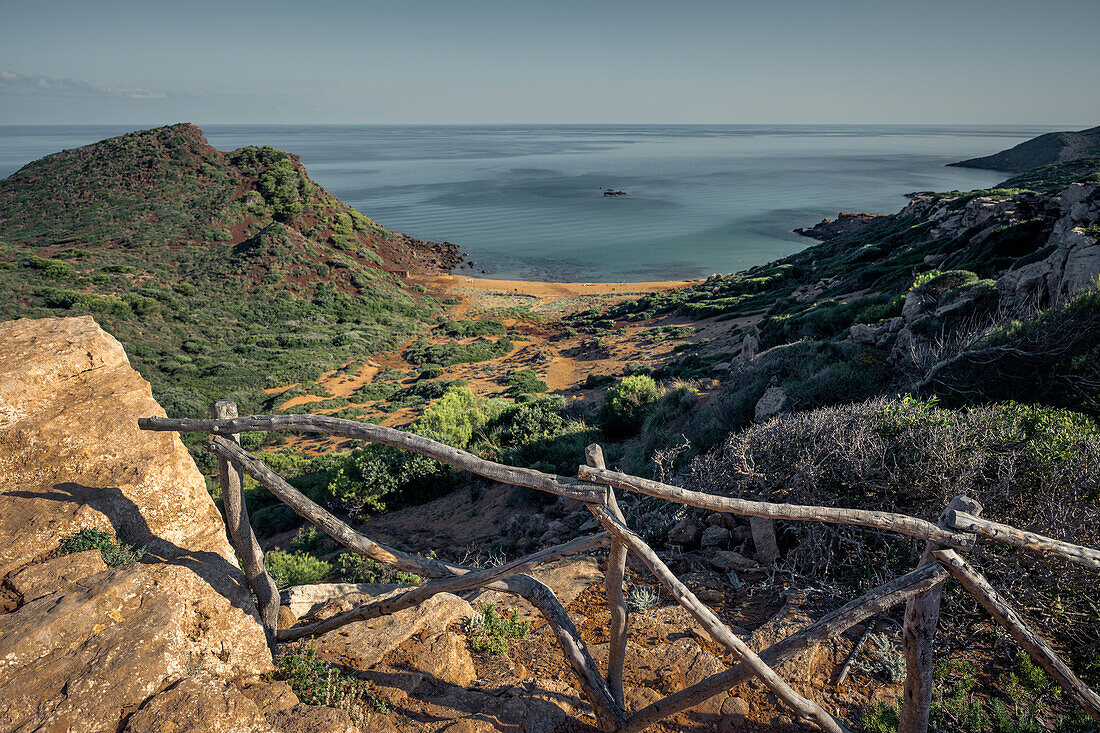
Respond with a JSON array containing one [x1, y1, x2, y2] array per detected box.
[[414, 274, 701, 318], [262, 274, 718, 454]]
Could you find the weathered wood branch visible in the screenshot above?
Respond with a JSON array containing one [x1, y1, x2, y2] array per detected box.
[[899, 496, 982, 733], [203, 436, 624, 730], [210, 401, 280, 645], [947, 510, 1100, 570], [141, 414, 607, 503], [835, 621, 874, 687], [589, 505, 851, 733], [279, 531, 609, 641], [933, 549, 1100, 723], [577, 465, 975, 550], [623, 563, 949, 732], [586, 443, 629, 711]]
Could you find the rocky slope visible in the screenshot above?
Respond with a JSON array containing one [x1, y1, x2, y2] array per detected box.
[[950, 125, 1100, 172]]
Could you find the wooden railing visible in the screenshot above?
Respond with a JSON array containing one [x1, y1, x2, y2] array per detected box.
[[140, 406, 1100, 733]]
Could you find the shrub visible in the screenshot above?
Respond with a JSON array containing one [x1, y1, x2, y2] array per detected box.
[[689, 397, 1100, 667], [57, 528, 146, 566], [583, 373, 616, 389], [923, 282, 1100, 416], [416, 387, 502, 449], [336, 553, 422, 585], [275, 644, 386, 723], [627, 585, 660, 612], [419, 364, 444, 379], [264, 550, 332, 588], [503, 368, 548, 396], [856, 293, 906, 323], [405, 336, 514, 366], [25, 256, 74, 279], [601, 375, 662, 436], [464, 603, 530, 656], [862, 699, 901, 733], [439, 319, 505, 337]]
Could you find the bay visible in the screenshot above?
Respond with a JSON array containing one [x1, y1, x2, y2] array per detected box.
[[0, 124, 1058, 281]]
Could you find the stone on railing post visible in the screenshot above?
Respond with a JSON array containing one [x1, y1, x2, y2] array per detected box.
[[211, 400, 281, 647]]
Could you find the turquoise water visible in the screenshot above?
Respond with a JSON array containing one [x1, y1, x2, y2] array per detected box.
[[0, 124, 1057, 281]]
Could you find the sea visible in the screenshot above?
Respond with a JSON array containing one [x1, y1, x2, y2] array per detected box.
[[0, 124, 1060, 282]]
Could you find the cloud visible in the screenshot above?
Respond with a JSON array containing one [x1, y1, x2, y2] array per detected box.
[[0, 71, 170, 100]]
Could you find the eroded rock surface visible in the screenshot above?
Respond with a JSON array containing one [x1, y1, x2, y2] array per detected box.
[[0, 316, 271, 731]]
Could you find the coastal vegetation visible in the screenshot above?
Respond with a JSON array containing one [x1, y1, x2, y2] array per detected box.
[[0, 124, 447, 429], [4, 123, 1100, 731]]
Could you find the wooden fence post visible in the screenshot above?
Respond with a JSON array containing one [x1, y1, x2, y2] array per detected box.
[[211, 400, 280, 646], [750, 516, 780, 563], [899, 495, 981, 732], [586, 443, 629, 711]]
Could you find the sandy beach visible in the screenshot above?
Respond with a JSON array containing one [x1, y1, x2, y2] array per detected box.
[[413, 273, 700, 318]]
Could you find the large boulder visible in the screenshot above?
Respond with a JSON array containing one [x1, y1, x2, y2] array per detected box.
[[0, 317, 272, 731]]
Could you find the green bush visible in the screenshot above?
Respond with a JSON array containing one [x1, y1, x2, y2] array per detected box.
[[416, 387, 502, 449], [264, 550, 332, 588], [601, 375, 661, 436], [275, 644, 386, 722], [336, 553, 422, 585], [465, 603, 530, 656], [57, 528, 146, 566], [583, 373, 616, 389], [439, 319, 505, 337], [862, 699, 900, 733], [419, 364, 445, 379], [405, 336, 514, 366], [503, 368, 548, 396], [26, 256, 74, 279]]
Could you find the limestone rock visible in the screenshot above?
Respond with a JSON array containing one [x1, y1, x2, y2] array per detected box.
[[0, 316, 271, 730], [7, 548, 107, 603], [264, 705, 359, 733], [740, 333, 760, 361], [394, 630, 477, 687], [123, 678, 272, 733], [309, 589, 474, 672], [753, 385, 787, 423], [667, 518, 700, 546], [709, 550, 756, 571], [281, 581, 400, 618], [699, 525, 731, 548]]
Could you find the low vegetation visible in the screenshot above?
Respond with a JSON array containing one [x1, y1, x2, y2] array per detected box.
[[57, 528, 146, 567], [275, 644, 387, 723], [464, 603, 531, 656], [0, 124, 442, 465]]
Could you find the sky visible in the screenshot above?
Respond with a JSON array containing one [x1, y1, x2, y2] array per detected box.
[[1, 0, 1098, 126]]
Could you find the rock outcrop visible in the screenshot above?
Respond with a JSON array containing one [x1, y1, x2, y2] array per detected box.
[[839, 182, 1100, 365], [0, 316, 272, 731], [794, 211, 880, 241]]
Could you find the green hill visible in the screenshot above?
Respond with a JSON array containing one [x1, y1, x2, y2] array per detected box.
[[949, 125, 1100, 173], [0, 124, 456, 417]]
